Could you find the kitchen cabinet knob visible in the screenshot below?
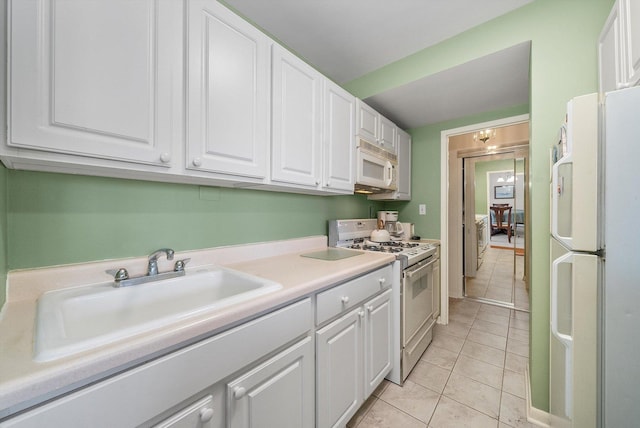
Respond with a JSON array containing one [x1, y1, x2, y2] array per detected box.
[[341, 296, 350, 305], [379, 277, 386, 285], [193, 158, 202, 167], [199, 407, 214, 423], [358, 310, 365, 319], [315, 180, 320, 186], [160, 152, 171, 163], [233, 386, 247, 399], [366, 305, 374, 313], [326, 180, 331, 187]]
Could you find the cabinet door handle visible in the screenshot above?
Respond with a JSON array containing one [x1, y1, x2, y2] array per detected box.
[[366, 305, 374, 313], [193, 157, 202, 167], [358, 310, 365, 319], [379, 277, 386, 286], [199, 407, 214, 423], [341, 296, 350, 305], [233, 386, 247, 399], [160, 152, 171, 163]]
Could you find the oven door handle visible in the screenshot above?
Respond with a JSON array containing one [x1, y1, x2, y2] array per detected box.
[[404, 257, 435, 279]]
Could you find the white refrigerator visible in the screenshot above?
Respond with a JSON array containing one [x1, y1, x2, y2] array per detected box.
[[549, 87, 640, 427]]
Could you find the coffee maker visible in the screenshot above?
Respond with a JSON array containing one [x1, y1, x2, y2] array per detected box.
[[377, 211, 404, 240]]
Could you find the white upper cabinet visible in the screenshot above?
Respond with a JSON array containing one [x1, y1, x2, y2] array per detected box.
[[621, 0, 640, 86], [271, 45, 323, 188], [355, 100, 396, 153], [599, 3, 623, 93], [378, 115, 397, 153], [355, 101, 379, 144], [186, 0, 270, 180], [599, 0, 640, 92], [8, 0, 181, 166], [394, 129, 412, 200], [322, 81, 355, 193]]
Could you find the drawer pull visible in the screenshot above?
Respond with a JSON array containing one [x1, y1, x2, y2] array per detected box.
[[358, 310, 365, 319], [379, 277, 386, 286], [233, 386, 247, 399], [199, 407, 214, 423], [341, 296, 350, 305], [366, 305, 374, 313]]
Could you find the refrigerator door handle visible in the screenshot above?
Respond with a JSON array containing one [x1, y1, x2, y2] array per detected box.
[[551, 251, 574, 346], [551, 154, 573, 248], [551, 251, 574, 419]]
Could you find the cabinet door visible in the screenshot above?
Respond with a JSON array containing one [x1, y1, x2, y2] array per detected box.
[[322, 80, 355, 193], [186, 0, 269, 179], [395, 129, 412, 200], [316, 308, 362, 428], [622, 0, 640, 86], [363, 289, 392, 397], [9, 0, 180, 166], [599, 2, 624, 93], [227, 337, 314, 428], [355, 100, 378, 143], [378, 115, 397, 154], [271, 45, 322, 187]]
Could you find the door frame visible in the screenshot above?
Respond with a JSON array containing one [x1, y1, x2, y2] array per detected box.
[[439, 114, 529, 324]]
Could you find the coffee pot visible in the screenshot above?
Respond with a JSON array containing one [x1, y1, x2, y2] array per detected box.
[[377, 211, 404, 239]]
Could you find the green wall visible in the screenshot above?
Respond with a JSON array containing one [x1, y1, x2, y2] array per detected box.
[[347, 0, 614, 411], [6, 170, 382, 270]]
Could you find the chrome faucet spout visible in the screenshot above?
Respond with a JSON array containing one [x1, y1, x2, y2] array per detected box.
[[147, 248, 175, 276]]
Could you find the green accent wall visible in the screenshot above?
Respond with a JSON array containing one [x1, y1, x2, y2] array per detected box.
[[6, 170, 383, 270], [349, 0, 614, 411]]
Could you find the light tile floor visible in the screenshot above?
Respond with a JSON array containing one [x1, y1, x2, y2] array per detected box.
[[347, 299, 534, 428], [466, 247, 529, 311]]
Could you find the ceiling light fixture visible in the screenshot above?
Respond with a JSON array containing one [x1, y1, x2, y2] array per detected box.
[[473, 128, 496, 144]]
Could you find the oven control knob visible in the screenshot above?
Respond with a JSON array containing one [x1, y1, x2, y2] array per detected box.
[[341, 296, 350, 305]]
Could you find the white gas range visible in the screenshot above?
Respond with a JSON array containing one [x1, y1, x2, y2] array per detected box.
[[328, 219, 437, 269], [328, 219, 439, 384]]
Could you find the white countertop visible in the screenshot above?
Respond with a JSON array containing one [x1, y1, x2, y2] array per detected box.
[[0, 236, 395, 419]]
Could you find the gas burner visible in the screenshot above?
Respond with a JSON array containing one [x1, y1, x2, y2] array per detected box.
[[363, 244, 383, 251], [348, 244, 362, 249], [401, 242, 420, 248], [387, 247, 404, 253]]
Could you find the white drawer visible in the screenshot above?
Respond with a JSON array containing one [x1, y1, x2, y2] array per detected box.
[[316, 265, 392, 325]]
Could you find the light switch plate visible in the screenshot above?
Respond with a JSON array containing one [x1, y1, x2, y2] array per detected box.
[[419, 204, 426, 215]]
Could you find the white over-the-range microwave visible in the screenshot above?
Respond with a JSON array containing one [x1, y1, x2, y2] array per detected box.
[[354, 138, 397, 194]]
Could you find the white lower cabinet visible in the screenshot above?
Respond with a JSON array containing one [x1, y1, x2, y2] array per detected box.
[[316, 267, 392, 428], [2, 299, 312, 428], [227, 337, 314, 428]]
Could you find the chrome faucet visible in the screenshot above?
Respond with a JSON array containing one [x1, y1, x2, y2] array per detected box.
[[147, 248, 175, 276], [113, 248, 190, 288]]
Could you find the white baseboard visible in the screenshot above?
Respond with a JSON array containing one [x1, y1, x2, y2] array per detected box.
[[525, 364, 550, 427]]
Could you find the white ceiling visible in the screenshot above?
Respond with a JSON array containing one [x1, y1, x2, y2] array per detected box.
[[222, 0, 533, 128]]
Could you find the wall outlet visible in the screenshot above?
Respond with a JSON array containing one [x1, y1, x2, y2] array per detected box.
[[419, 204, 426, 215]]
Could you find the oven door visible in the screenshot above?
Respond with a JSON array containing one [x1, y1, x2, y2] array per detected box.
[[401, 256, 436, 380]]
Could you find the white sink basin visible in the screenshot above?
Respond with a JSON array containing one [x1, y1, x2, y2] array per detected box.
[[34, 267, 282, 362]]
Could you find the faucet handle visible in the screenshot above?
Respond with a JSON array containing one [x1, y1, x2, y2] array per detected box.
[[114, 268, 129, 283], [174, 258, 191, 272]]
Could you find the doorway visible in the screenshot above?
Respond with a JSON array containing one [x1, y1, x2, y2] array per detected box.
[[438, 115, 530, 325], [462, 151, 529, 311]]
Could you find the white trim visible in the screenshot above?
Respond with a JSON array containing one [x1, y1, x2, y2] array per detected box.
[[439, 113, 529, 324], [526, 364, 551, 427]]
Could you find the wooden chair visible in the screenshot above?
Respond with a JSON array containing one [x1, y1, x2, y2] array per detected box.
[[490, 204, 513, 242]]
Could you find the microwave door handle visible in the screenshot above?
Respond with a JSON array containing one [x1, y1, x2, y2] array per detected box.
[[385, 161, 393, 187]]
